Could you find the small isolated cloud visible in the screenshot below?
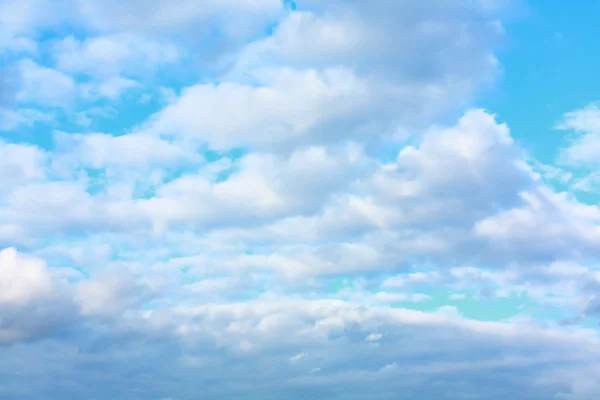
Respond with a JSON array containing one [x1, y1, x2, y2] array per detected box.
[[290, 352, 308, 362], [365, 333, 383, 342], [558, 104, 600, 167]]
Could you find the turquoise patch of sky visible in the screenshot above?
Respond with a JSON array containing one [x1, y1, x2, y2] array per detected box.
[[392, 289, 530, 322]]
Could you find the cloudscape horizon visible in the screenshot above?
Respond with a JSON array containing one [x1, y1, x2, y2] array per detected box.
[[1, 0, 600, 399]]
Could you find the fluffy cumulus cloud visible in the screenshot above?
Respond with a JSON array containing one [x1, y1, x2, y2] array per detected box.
[[146, 0, 505, 151], [1, 0, 600, 399]]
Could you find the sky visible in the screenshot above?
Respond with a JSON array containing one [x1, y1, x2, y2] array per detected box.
[[1, 0, 600, 399]]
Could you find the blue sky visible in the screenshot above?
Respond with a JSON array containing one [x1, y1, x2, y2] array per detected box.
[[1, 0, 600, 399], [484, 0, 600, 162]]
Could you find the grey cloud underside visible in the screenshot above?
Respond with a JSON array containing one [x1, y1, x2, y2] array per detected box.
[[0, 297, 598, 400]]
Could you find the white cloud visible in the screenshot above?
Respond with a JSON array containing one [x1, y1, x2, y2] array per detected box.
[[75, 269, 152, 317], [27, 304, 592, 399], [54, 131, 202, 169], [146, 64, 493, 152], [0, 108, 55, 131], [0, 2, 599, 399], [383, 272, 444, 288], [73, 0, 283, 37], [474, 188, 600, 262], [365, 333, 382, 342], [0, 0, 66, 54], [146, 68, 373, 150], [0, 179, 148, 245], [571, 172, 600, 193], [1, 0, 283, 48], [73, 106, 117, 128], [235, 3, 502, 84], [558, 104, 600, 167], [0, 248, 52, 306], [139, 144, 367, 231], [146, 0, 507, 152], [174, 109, 600, 286], [48, 35, 182, 101], [79, 76, 138, 100], [0, 140, 47, 190], [52, 34, 182, 78], [364, 110, 531, 229], [562, 133, 600, 164], [16, 59, 77, 108], [0, 248, 76, 344], [290, 352, 308, 362], [558, 103, 600, 134]]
